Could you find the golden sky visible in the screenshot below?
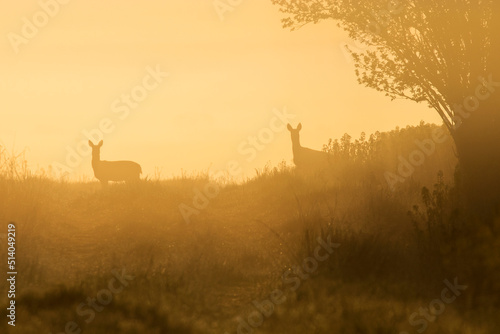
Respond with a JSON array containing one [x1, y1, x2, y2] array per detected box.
[[0, 0, 441, 180]]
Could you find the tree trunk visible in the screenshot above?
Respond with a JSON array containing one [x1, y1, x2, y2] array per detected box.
[[454, 97, 500, 222], [453, 2, 500, 222]]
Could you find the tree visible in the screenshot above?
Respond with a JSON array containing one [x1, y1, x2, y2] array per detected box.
[[271, 0, 500, 218]]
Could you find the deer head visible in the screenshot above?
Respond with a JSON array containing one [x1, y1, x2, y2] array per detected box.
[[88, 140, 103, 161], [287, 123, 302, 147]]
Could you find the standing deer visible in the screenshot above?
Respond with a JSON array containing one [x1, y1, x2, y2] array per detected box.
[[88, 140, 142, 185], [287, 123, 332, 171]]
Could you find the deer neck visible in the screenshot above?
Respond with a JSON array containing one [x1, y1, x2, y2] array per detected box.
[[291, 137, 301, 154], [91, 154, 101, 169]]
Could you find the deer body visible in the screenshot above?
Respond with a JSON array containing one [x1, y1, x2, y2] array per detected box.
[[89, 140, 141, 185], [287, 123, 331, 170]]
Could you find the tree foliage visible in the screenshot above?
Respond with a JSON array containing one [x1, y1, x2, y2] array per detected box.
[[271, 0, 500, 135]]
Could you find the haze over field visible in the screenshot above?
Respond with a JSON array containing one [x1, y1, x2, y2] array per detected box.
[[0, 0, 441, 179], [1, 1, 500, 334]]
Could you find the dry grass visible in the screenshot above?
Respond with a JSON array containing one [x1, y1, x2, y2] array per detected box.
[[0, 124, 499, 333]]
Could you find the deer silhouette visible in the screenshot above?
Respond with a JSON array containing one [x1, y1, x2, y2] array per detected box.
[[88, 140, 141, 185], [287, 123, 332, 171]]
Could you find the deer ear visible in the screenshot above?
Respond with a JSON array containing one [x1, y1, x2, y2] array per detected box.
[[98, 140, 103, 147], [88, 140, 94, 147], [297, 123, 302, 131], [287, 124, 292, 131]]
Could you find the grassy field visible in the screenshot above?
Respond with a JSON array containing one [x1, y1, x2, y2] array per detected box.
[[1, 124, 499, 334]]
